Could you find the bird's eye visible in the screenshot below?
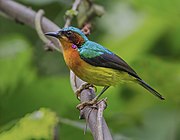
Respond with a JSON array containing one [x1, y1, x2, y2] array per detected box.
[[66, 31, 72, 36]]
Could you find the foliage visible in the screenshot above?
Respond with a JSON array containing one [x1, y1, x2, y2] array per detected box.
[[0, 108, 59, 140], [0, 0, 180, 139]]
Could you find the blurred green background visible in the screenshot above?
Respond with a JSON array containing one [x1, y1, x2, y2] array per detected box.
[[0, 0, 180, 139]]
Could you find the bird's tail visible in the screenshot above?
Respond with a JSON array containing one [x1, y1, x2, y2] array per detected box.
[[137, 79, 165, 100]]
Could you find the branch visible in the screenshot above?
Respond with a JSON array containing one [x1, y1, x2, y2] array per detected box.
[[0, 0, 112, 139], [35, 9, 60, 52], [70, 72, 112, 140], [64, 0, 82, 28], [0, 0, 60, 50]]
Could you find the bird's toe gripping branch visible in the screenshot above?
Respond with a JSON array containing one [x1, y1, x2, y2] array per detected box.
[[76, 97, 108, 111], [75, 83, 96, 100], [76, 85, 109, 110]]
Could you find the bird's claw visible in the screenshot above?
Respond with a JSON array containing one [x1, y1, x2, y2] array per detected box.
[[76, 98, 107, 111], [76, 98, 98, 110], [75, 83, 95, 100]]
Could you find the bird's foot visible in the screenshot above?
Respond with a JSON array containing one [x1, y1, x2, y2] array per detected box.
[[76, 97, 107, 111], [75, 83, 96, 100]]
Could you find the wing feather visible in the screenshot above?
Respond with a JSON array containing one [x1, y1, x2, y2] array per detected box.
[[78, 41, 164, 100], [79, 41, 140, 79]]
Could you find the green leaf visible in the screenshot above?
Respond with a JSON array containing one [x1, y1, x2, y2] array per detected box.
[[0, 108, 59, 140]]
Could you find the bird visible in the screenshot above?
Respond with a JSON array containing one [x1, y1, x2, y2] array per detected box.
[[45, 26, 164, 107]]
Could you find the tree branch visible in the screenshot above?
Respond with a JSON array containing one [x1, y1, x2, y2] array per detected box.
[[64, 0, 82, 28], [0, 0, 60, 49], [0, 0, 113, 139]]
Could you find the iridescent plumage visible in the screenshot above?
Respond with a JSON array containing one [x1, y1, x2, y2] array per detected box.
[[45, 27, 164, 100]]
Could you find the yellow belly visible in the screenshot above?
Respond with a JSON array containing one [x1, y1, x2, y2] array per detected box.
[[74, 64, 135, 86], [63, 47, 135, 86]]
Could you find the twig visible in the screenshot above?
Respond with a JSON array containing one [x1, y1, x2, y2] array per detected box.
[[64, 0, 82, 28], [59, 117, 89, 131], [0, 0, 61, 50], [97, 98, 107, 140], [70, 72, 112, 140], [35, 9, 60, 52]]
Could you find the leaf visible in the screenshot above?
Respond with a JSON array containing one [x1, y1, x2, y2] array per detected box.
[[0, 108, 59, 140]]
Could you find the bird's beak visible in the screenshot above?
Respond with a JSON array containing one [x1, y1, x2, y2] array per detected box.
[[45, 31, 60, 38]]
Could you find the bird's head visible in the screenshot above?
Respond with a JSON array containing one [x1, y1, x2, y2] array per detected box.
[[45, 27, 88, 49]]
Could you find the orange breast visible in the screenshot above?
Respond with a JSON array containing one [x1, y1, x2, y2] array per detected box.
[[63, 46, 84, 72], [59, 39, 82, 69], [61, 41, 93, 83]]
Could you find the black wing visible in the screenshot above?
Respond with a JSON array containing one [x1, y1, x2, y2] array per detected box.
[[81, 52, 140, 79], [80, 53, 165, 100]]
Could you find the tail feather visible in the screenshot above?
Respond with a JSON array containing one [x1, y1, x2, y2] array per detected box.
[[137, 79, 165, 100]]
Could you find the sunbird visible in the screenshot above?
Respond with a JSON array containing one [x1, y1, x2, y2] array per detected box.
[[45, 26, 164, 105]]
